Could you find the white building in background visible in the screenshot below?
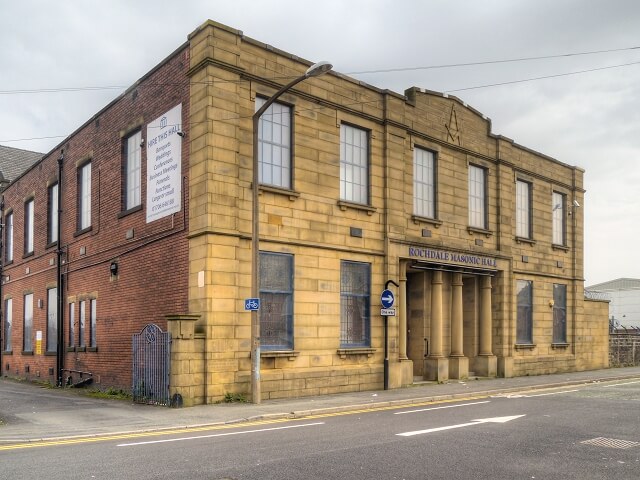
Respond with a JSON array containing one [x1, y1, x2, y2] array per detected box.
[[586, 278, 640, 331]]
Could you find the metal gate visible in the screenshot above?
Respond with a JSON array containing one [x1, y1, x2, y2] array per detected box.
[[132, 324, 171, 406]]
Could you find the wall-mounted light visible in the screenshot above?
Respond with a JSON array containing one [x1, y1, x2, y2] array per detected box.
[[177, 131, 185, 137], [110, 261, 118, 276], [140, 139, 145, 148]]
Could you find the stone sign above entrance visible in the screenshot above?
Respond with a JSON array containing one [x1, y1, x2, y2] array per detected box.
[[408, 246, 497, 269]]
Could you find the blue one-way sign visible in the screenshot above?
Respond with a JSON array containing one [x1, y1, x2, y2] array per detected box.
[[381, 289, 395, 308]]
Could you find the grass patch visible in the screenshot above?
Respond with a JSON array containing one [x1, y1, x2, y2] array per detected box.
[[218, 392, 248, 404], [84, 387, 132, 401]]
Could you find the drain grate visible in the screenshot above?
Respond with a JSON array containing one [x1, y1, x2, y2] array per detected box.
[[581, 437, 640, 449]]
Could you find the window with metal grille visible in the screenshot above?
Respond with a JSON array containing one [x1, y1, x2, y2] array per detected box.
[[516, 280, 533, 344], [553, 284, 567, 343], [414, 147, 436, 218], [340, 124, 369, 204], [468, 165, 486, 229], [259, 252, 293, 350], [340, 261, 370, 347], [256, 98, 292, 189]]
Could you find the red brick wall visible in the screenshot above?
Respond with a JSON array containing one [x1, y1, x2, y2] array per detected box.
[[1, 45, 190, 391]]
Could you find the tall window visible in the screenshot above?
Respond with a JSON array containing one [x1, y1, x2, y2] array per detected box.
[[24, 199, 34, 255], [468, 165, 486, 229], [23, 293, 33, 352], [340, 124, 369, 204], [125, 131, 142, 210], [259, 252, 293, 350], [48, 183, 59, 244], [553, 284, 567, 344], [68, 302, 75, 348], [413, 147, 436, 218], [79, 300, 86, 348], [516, 280, 533, 344], [3, 298, 12, 352], [340, 261, 370, 347], [90, 299, 97, 348], [46, 288, 57, 352], [552, 192, 566, 245], [78, 162, 92, 230], [5, 212, 13, 263], [256, 98, 291, 189], [516, 180, 532, 238]]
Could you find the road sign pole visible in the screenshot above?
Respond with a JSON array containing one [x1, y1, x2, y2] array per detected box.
[[384, 316, 389, 390]]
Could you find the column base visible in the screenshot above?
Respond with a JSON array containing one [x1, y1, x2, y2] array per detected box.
[[389, 359, 414, 388], [474, 355, 497, 377], [449, 356, 469, 380], [497, 356, 514, 378], [425, 357, 449, 382]]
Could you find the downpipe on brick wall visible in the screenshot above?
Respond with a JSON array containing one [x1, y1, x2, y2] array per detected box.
[[56, 150, 65, 387]]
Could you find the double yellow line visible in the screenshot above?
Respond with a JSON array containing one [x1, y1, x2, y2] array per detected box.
[[0, 395, 489, 451]]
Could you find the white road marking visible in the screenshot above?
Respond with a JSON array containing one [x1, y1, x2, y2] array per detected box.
[[397, 415, 525, 436], [602, 380, 640, 388], [520, 389, 579, 397], [394, 400, 490, 415], [117, 422, 325, 447]]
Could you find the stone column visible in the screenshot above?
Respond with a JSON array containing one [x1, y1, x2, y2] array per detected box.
[[479, 275, 492, 355], [425, 270, 448, 381], [430, 270, 443, 357], [450, 273, 464, 356], [449, 272, 468, 379], [476, 275, 497, 377]]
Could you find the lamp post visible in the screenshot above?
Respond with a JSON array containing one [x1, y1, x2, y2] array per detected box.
[[251, 61, 332, 404]]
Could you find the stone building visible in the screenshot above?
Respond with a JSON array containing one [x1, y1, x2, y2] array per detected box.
[[1, 20, 608, 405]]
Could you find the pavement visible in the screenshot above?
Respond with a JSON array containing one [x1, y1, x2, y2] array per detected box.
[[2, 365, 640, 443]]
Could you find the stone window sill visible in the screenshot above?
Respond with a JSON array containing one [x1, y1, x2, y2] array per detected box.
[[337, 201, 377, 216], [258, 184, 300, 201], [337, 347, 376, 358], [412, 215, 443, 228], [551, 343, 570, 349], [467, 226, 493, 238], [552, 244, 570, 252], [261, 350, 299, 361], [515, 236, 536, 246], [515, 343, 536, 350]]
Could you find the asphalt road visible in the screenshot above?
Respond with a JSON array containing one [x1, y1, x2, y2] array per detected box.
[[2, 379, 639, 479]]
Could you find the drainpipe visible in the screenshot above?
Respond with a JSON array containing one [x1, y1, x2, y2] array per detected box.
[[56, 151, 65, 387]]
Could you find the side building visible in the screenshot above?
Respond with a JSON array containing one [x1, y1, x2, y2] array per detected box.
[[1, 20, 608, 404], [1, 45, 190, 390]]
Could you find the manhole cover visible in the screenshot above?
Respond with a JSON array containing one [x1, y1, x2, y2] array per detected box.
[[581, 437, 640, 449]]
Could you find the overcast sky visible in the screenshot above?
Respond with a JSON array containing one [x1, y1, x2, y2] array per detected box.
[[1, 0, 639, 286]]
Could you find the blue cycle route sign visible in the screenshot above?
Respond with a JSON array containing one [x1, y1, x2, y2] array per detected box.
[[381, 289, 395, 308], [245, 298, 260, 311]]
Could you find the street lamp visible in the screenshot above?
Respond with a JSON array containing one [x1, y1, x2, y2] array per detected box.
[[251, 61, 332, 404]]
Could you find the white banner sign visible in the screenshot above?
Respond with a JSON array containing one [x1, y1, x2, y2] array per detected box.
[[146, 103, 182, 223]]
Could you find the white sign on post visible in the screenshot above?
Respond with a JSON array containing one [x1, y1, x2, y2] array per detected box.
[[146, 103, 182, 223]]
